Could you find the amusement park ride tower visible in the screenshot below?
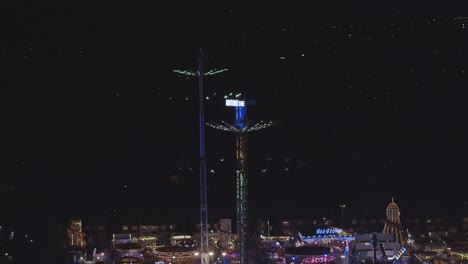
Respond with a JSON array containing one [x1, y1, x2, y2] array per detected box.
[[173, 49, 228, 264], [207, 97, 275, 264], [383, 198, 404, 244]]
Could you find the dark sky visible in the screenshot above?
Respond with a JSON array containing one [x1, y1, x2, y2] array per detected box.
[[2, 2, 468, 224]]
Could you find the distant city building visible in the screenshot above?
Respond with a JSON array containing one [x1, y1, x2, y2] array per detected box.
[[462, 217, 468, 231], [139, 225, 159, 237], [279, 219, 334, 236], [119, 224, 180, 239], [351, 233, 400, 261], [194, 221, 219, 232], [119, 225, 139, 238], [218, 218, 232, 250], [83, 224, 107, 250]]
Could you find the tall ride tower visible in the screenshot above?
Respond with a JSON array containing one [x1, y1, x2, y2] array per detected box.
[[66, 219, 86, 249], [173, 49, 227, 264], [208, 96, 275, 264], [382, 198, 404, 244]]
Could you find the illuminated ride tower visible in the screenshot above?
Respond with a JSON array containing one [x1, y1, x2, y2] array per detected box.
[[207, 96, 275, 264], [172, 50, 228, 264], [382, 198, 404, 244], [66, 219, 86, 249]]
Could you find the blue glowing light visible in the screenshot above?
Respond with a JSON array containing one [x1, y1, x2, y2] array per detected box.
[[316, 228, 342, 235], [235, 105, 246, 130]]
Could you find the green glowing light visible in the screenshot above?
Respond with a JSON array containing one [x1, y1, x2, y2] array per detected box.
[[173, 68, 227, 78], [205, 68, 228, 76], [172, 69, 197, 76]]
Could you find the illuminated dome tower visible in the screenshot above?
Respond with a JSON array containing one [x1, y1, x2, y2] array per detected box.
[[382, 198, 404, 244], [67, 219, 86, 249]]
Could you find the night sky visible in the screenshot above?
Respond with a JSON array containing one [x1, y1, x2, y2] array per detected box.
[[2, 2, 468, 226]]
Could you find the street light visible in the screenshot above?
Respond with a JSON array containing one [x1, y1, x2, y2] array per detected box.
[[340, 204, 346, 228]]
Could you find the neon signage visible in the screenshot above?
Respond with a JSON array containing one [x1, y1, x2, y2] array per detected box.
[[316, 228, 342, 235], [301, 255, 336, 263], [226, 99, 245, 107]]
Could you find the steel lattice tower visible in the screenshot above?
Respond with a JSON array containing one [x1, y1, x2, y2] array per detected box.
[[207, 97, 275, 264], [172, 50, 227, 264], [196, 50, 210, 264]]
